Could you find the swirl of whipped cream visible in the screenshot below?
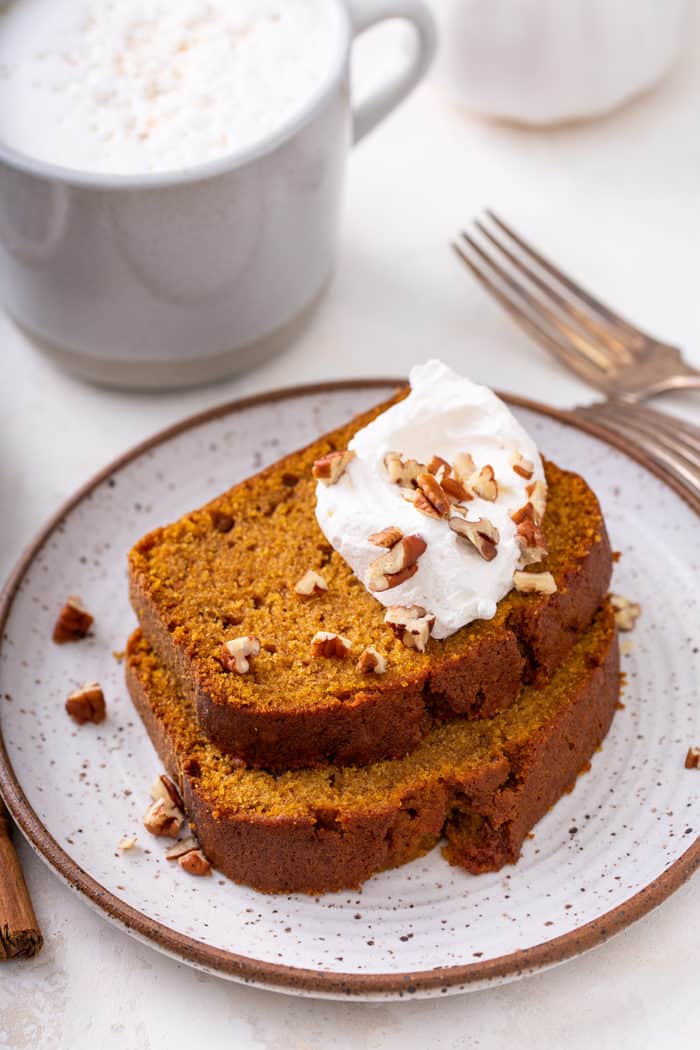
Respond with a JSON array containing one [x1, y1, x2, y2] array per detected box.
[[314, 360, 547, 639]]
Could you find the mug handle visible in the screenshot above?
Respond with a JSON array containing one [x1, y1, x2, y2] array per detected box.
[[347, 0, 437, 144]]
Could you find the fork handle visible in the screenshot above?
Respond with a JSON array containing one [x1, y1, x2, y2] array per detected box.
[[629, 364, 700, 399]]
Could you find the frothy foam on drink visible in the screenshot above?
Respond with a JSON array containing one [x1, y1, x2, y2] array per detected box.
[[0, 0, 342, 175]]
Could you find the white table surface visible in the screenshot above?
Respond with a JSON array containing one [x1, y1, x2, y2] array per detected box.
[[2, 13, 700, 1049]]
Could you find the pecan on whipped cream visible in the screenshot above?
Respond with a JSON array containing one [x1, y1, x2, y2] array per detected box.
[[314, 360, 548, 639]]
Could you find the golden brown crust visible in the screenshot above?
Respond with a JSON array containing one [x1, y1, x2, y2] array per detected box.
[[128, 394, 613, 770], [125, 607, 620, 895]]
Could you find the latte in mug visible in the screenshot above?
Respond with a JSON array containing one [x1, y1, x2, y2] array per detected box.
[[0, 0, 343, 175]]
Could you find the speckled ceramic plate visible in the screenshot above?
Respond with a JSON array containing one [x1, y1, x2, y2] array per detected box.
[[1, 381, 698, 1000]]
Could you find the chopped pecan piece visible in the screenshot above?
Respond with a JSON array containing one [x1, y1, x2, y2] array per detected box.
[[178, 849, 212, 876], [511, 501, 535, 526], [384, 451, 406, 483], [65, 681, 106, 725], [685, 747, 700, 770], [143, 797, 184, 838], [512, 453, 535, 480], [449, 516, 499, 561], [471, 465, 498, 502], [610, 594, 641, 631], [453, 452, 476, 484], [312, 449, 356, 485], [384, 605, 435, 653], [151, 774, 184, 811], [439, 473, 472, 502], [373, 561, 420, 591], [52, 595, 94, 643], [410, 489, 442, 519], [294, 570, 328, 598], [356, 646, 387, 674], [384, 451, 426, 487], [513, 570, 557, 595], [367, 535, 427, 592], [165, 834, 212, 875], [526, 480, 547, 523], [415, 473, 451, 518], [165, 836, 200, 861], [368, 526, 404, 548], [427, 455, 451, 476], [516, 518, 549, 566], [221, 636, 260, 674], [311, 632, 352, 659]]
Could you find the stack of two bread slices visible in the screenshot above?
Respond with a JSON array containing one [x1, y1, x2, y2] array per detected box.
[[126, 397, 620, 894]]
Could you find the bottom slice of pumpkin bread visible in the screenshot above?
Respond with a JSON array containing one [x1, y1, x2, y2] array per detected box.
[[125, 603, 620, 894]]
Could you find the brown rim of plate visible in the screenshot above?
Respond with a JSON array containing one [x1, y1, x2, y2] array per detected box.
[[0, 378, 698, 999]]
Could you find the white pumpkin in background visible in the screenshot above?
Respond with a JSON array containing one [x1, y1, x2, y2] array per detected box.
[[430, 0, 689, 126]]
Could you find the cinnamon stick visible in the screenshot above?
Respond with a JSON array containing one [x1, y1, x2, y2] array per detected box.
[[0, 799, 43, 960]]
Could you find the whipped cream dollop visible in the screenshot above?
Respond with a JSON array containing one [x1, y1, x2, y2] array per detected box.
[[314, 360, 547, 639]]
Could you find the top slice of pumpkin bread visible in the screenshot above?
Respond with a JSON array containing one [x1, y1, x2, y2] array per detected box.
[[128, 393, 612, 771]]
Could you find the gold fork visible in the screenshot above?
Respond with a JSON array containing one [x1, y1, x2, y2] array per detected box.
[[454, 211, 700, 402], [452, 213, 700, 499]]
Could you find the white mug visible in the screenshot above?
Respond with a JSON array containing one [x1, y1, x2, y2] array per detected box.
[[0, 0, 436, 389]]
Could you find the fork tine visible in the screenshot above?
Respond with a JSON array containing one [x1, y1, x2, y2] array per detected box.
[[598, 405, 700, 471], [587, 413, 700, 495], [474, 219, 634, 364], [580, 404, 700, 493], [613, 402, 700, 454], [613, 420, 700, 494], [583, 399, 700, 461], [458, 231, 617, 374], [618, 415, 700, 470], [486, 211, 648, 350], [451, 240, 607, 388]]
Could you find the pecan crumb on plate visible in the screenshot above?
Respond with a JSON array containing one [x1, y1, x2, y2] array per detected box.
[[53, 595, 94, 643], [684, 746, 700, 770], [65, 681, 106, 725], [610, 594, 641, 631]]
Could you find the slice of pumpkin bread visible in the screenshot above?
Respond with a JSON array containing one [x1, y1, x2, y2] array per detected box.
[[125, 604, 619, 895], [129, 395, 612, 770]]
